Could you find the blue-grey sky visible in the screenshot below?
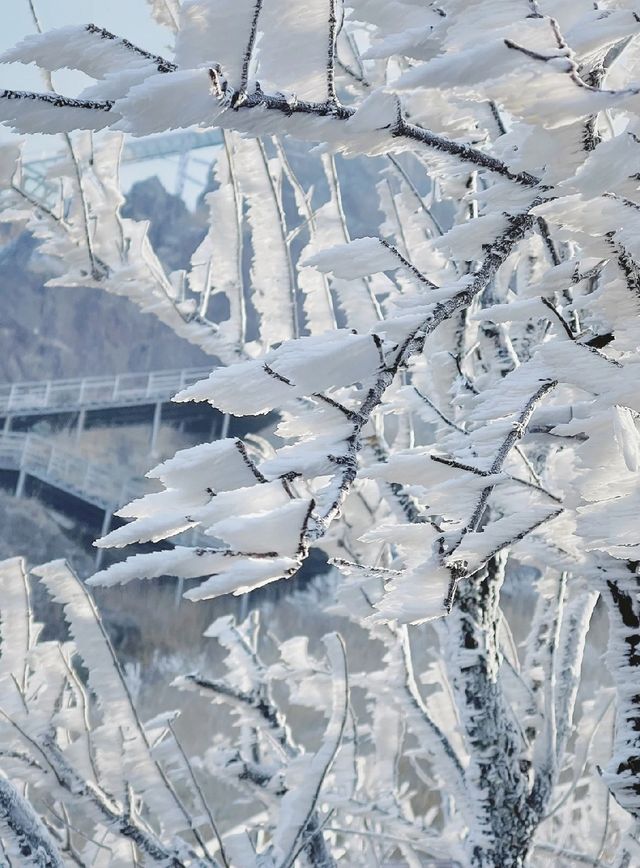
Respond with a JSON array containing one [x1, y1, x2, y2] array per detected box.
[[2, 0, 168, 151], [2, 1, 219, 204], [4, 0, 167, 66]]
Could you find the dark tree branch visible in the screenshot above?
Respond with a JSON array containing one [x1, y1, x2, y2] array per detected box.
[[540, 297, 575, 340], [306, 202, 542, 550], [379, 238, 437, 288], [0, 778, 65, 868], [0, 88, 114, 113], [84, 24, 177, 73], [442, 380, 557, 609], [239, 0, 263, 96], [327, 0, 339, 104], [207, 71, 543, 187], [414, 387, 466, 433]]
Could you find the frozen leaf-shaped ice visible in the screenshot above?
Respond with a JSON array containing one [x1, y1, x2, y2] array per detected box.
[[374, 557, 453, 625], [612, 406, 640, 473], [0, 25, 167, 77], [113, 69, 224, 135], [87, 547, 238, 587], [175, 331, 381, 414], [304, 237, 401, 279], [209, 499, 313, 557], [184, 556, 299, 600], [146, 438, 263, 492], [175, 0, 258, 88], [0, 91, 116, 134]]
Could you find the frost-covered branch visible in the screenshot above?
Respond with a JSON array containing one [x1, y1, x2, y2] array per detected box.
[[0, 777, 64, 868], [3, 0, 640, 862]]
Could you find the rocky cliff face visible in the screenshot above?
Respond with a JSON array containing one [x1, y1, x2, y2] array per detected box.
[[122, 175, 208, 272], [0, 176, 212, 383]]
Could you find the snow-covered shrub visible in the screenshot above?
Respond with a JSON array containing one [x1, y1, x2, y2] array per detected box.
[[2, 0, 640, 864]]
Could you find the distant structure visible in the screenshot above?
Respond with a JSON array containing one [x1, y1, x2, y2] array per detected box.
[[0, 367, 217, 448], [21, 128, 223, 206], [0, 366, 277, 570], [0, 368, 222, 564]]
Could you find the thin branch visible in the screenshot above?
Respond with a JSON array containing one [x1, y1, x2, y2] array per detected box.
[[7, 65, 542, 188], [275, 137, 337, 329], [212, 133, 247, 348], [540, 297, 575, 340], [306, 202, 542, 548], [413, 387, 466, 432], [56, 646, 101, 786], [325, 153, 383, 321], [543, 695, 613, 821], [84, 24, 177, 72], [451, 380, 558, 545], [56, 564, 213, 864], [336, 58, 369, 88], [167, 721, 229, 868], [533, 842, 603, 867], [461, 508, 563, 573], [488, 100, 507, 136], [399, 627, 467, 790], [255, 137, 299, 339], [0, 88, 114, 114], [537, 216, 561, 267], [386, 154, 446, 236], [514, 443, 543, 487], [180, 675, 291, 756], [239, 0, 264, 95], [442, 381, 558, 608], [379, 238, 436, 289], [0, 777, 65, 868], [11, 182, 64, 224], [207, 73, 542, 187], [279, 635, 348, 868], [327, 0, 339, 104]]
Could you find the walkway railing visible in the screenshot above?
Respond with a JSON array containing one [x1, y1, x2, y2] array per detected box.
[[0, 368, 212, 417], [0, 432, 149, 511]]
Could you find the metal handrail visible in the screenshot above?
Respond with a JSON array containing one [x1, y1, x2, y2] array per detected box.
[[0, 367, 212, 416], [0, 432, 149, 510]]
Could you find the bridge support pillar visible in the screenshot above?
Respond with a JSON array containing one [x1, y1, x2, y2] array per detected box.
[[150, 402, 162, 455], [174, 577, 184, 608], [95, 510, 112, 569], [239, 592, 249, 622], [75, 408, 86, 442], [3, 415, 11, 435], [15, 470, 26, 498]]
